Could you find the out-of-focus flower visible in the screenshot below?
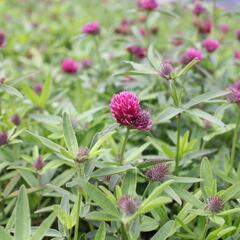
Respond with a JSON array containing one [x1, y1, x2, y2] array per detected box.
[[150, 26, 159, 35], [218, 23, 229, 33], [62, 58, 79, 74], [138, 0, 158, 11], [171, 36, 184, 46], [121, 76, 136, 83], [118, 195, 140, 215], [234, 50, 240, 60], [114, 20, 132, 35], [127, 45, 146, 58], [207, 196, 224, 213], [160, 62, 174, 79], [0, 31, 6, 48], [80, 59, 93, 69], [0, 132, 8, 145], [82, 21, 100, 35], [134, 111, 152, 131], [11, 114, 21, 126], [33, 83, 43, 95], [76, 146, 89, 162], [202, 38, 219, 53], [203, 119, 212, 129], [229, 80, 240, 104], [139, 27, 146, 36], [236, 29, 240, 41], [34, 156, 44, 171], [193, 1, 205, 16], [110, 91, 141, 127], [145, 163, 168, 181], [181, 48, 202, 64], [195, 19, 212, 34]]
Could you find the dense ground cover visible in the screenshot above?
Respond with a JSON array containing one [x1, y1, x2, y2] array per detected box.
[[0, 0, 240, 239]]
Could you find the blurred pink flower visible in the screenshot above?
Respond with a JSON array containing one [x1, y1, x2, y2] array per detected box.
[[0, 132, 8, 145], [127, 45, 146, 58], [229, 81, 240, 104], [114, 20, 132, 35], [193, 1, 205, 16], [236, 29, 240, 41], [218, 23, 229, 33], [33, 83, 43, 95], [160, 62, 174, 79], [34, 156, 44, 171], [181, 48, 202, 64], [0, 31, 5, 48], [138, 0, 158, 11], [195, 19, 212, 34], [11, 114, 21, 126], [82, 21, 100, 35], [234, 50, 240, 60], [202, 38, 219, 53], [62, 58, 79, 74]]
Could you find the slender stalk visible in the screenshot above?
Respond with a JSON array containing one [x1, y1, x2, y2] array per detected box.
[[120, 223, 131, 240], [94, 36, 105, 76], [229, 112, 240, 173], [175, 114, 181, 176], [74, 163, 83, 240], [120, 127, 130, 164], [74, 189, 82, 240]]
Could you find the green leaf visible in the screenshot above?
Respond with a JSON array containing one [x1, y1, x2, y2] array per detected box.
[[167, 176, 202, 183], [31, 212, 56, 240], [174, 188, 205, 209], [151, 220, 175, 240], [122, 170, 137, 196], [143, 180, 174, 205], [0, 227, 13, 240], [86, 211, 119, 221], [40, 74, 52, 106], [91, 165, 135, 178], [157, 107, 184, 123], [26, 131, 64, 153], [81, 181, 120, 217], [139, 197, 172, 214], [217, 208, 240, 216], [147, 44, 161, 71], [125, 143, 150, 163], [0, 84, 24, 98], [200, 158, 214, 197], [94, 223, 106, 240], [177, 58, 199, 78], [15, 185, 31, 240], [140, 216, 159, 232], [219, 182, 240, 203], [187, 109, 225, 127], [183, 90, 231, 109], [63, 112, 78, 157], [21, 82, 41, 107]]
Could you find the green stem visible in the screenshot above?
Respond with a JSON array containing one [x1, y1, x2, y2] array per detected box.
[[175, 114, 181, 176], [120, 128, 130, 164], [229, 112, 240, 173], [120, 223, 131, 240], [94, 36, 105, 76], [74, 189, 82, 240]]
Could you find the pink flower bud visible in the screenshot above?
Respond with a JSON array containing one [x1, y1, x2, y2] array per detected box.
[[62, 58, 79, 74], [207, 196, 224, 213], [0, 32, 6, 48], [181, 48, 202, 65], [202, 38, 219, 53], [138, 0, 158, 11], [82, 22, 100, 35], [118, 196, 140, 215], [145, 163, 168, 181], [0, 132, 8, 145], [193, 1, 205, 16], [127, 45, 146, 58], [11, 114, 21, 126]]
